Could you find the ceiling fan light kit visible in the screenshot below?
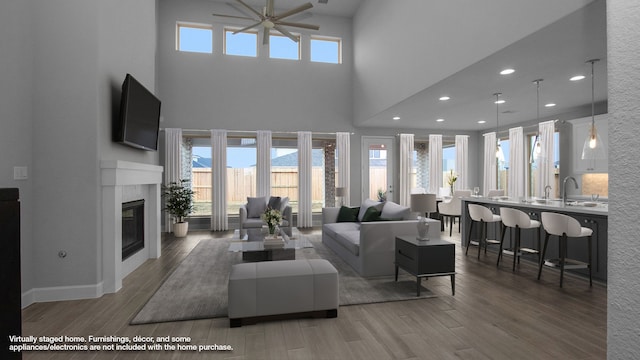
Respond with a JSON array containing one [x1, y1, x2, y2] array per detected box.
[[213, 0, 319, 45]]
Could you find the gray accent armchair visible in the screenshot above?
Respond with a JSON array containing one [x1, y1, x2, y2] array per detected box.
[[238, 196, 293, 238]]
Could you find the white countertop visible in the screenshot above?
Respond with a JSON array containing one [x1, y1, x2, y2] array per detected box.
[[462, 196, 608, 216]]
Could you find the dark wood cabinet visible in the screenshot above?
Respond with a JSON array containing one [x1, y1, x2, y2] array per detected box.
[[395, 236, 455, 296], [1, 188, 21, 360]]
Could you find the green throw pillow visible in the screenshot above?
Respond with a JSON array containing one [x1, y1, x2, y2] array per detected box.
[[361, 206, 382, 222], [337, 206, 360, 222]]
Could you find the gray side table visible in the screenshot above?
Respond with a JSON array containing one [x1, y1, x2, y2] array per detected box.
[[395, 236, 456, 296]]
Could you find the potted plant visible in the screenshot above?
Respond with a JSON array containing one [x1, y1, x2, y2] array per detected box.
[[162, 179, 194, 238]]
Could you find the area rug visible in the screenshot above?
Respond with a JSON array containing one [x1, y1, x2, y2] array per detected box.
[[130, 235, 436, 325]]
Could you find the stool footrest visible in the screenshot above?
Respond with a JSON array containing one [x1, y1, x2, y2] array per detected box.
[[544, 258, 589, 269]]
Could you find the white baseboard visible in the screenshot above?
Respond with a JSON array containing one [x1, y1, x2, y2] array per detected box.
[[22, 282, 104, 308]]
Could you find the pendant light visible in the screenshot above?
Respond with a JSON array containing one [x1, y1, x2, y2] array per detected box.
[[530, 79, 543, 164], [494, 93, 505, 162], [581, 59, 606, 160]]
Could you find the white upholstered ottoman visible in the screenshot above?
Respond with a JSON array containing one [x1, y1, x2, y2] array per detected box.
[[228, 259, 338, 327]]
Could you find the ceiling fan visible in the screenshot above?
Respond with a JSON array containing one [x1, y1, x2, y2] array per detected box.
[[212, 0, 319, 45]]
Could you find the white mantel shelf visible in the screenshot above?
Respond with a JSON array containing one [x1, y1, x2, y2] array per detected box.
[[101, 160, 164, 294]]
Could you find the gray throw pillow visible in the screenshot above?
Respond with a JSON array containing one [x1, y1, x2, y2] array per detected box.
[[381, 201, 410, 220], [268, 196, 282, 211], [246, 196, 267, 218], [357, 199, 385, 222], [279, 197, 289, 212]]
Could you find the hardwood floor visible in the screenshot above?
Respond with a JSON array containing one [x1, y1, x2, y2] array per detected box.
[[22, 225, 606, 359]]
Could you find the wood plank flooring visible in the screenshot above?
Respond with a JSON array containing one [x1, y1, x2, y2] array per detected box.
[[21, 226, 607, 359]]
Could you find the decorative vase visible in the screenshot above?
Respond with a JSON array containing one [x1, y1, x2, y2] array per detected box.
[[173, 222, 189, 238], [450, 185, 454, 196], [268, 224, 276, 236]]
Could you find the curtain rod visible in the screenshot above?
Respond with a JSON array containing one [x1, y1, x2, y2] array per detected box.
[[160, 128, 354, 136]]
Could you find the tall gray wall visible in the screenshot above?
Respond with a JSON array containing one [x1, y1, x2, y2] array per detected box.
[[0, 0, 35, 294], [607, 1, 640, 358], [0, 0, 157, 305]]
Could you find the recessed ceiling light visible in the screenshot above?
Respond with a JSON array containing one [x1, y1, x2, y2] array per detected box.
[[570, 75, 585, 81], [436, 118, 444, 122], [500, 68, 515, 75], [545, 103, 556, 107], [478, 120, 486, 124], [494, 100, 506, 104], [392, 116, 400, 120], [439, 96, 450, 101]]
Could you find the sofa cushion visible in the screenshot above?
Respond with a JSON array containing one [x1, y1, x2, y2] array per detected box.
[[334, 231, 360, 256], [323, 222, 360, 239], [279, 197, 289, 212], [337, 206, 360, 222], [268, 196, 282, 211], [243, 218, 264, 228], [357, 199, 384, 222], [246, 196, 267, 218], [381, 201, 411, 220], [361, 206, 382, 222]]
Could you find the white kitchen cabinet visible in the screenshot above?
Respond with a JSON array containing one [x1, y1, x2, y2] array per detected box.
[[571, 115, 608, 173]]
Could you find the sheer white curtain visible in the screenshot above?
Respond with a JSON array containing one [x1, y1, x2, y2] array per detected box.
[[336, 132, 350, 206], [455, 135, 469, 191], [537, 120, 556, 197], [256, 130, 272, 197], [211, 129, 228, 231], [428, 134, 443, 194], [297, 131, 313, 228], [164, 128, 182, 232], [508, 127, 527, 198], [483, 132, 497, 196], [399, 133, 414, 207]]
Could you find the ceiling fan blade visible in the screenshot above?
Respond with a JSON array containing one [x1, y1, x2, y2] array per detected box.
[[274, 25, 300, 43], [274, 2, 313, 21], [263, 29, 270, 45], [276, 21, 319, 30], [211, 13, 256, 21], [233, 21, 263, 34], [235, 0, 264, 19], [266, 0, 274, 17]]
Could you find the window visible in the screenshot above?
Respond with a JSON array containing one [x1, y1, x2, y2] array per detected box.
[[227, 138, 257, 214], [413, 141, 428, 191], [310, 36, 341, 64], [177, 23, 213, 53], [190, 139, 212, 216], [528, 132, 560, 197], [224, 28, 258, 57], [442, 144, 456, 188], [271, 139, 298, 213], [497, 138, 510, 193], [269, 33, 300, 60]]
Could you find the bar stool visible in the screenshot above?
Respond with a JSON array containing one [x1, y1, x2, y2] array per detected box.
[[538, 212, 593, 287], [466, 204, 502, 259], [497, 207, 541, 271]]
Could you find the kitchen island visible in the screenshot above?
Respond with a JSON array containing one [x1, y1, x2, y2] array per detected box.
[[461, 196, 608, 282]]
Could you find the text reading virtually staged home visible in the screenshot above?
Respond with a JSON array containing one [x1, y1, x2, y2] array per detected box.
[[1, 0, 639, 359]]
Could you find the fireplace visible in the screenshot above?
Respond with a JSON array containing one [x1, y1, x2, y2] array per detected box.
[[122, 200, 145, 260]]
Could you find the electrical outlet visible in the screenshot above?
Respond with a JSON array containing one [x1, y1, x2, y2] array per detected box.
[[13, 166, 28, 180]]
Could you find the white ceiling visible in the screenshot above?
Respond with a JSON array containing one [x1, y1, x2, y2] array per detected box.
[[207, 0, 606, 132], [364, 0, 607, 131], [209, 0, 363, 18]]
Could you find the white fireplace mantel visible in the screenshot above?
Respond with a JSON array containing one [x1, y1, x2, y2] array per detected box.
[[101, 160, 163, 294]]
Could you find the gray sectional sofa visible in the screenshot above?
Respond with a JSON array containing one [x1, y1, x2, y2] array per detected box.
[[322, 199, 440, 277]]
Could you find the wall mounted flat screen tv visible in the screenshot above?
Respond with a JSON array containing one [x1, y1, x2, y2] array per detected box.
[[114, 74, 161, 151]]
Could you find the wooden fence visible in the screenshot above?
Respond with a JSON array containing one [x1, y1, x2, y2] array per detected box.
[[192, 167, 326, 203]]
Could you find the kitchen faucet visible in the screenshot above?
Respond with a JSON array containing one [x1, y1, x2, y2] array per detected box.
[[544, 185, 552, 199], [562, 176, 578, 204]]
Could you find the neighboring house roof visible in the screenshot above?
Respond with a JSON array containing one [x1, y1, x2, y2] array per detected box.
[[192, 156, 211, 168], [191, 151, 324, 168]]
